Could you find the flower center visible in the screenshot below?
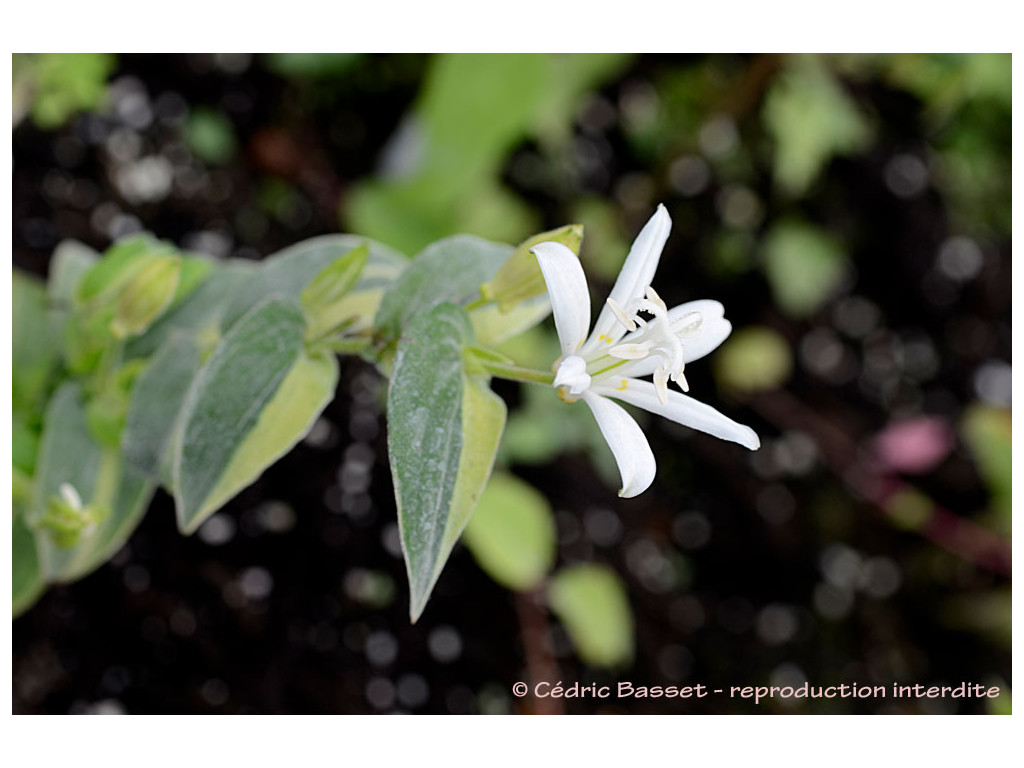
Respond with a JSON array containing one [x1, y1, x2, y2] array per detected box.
[[606, 286, 704, 404], [553, 354, 591, 400]]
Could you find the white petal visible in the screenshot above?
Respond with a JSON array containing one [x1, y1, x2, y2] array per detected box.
[[593, 378, 760, 450], [532, 241, 592, 358], [668, 300, 729, 363], [681, 318, 731, 364], [553, 355, 591, 395], [582, 204, 672, 354], [581, 391, 657, 498]]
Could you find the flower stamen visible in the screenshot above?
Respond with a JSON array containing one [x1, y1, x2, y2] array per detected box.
[[606, 298, 637, 332]]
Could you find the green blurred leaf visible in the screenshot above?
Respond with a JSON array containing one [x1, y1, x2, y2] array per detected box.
[[387, 303, 506, 621], [12, 416, 41, 476], [374, 235, 511, 343], [264, 53, 361, 79], [30, 382, 155, 582], [714, 326, 793, 394], [763, 55, 873, 196], [13, 510, 44, 617], [47, 240, 100, 310], [462, 472, 556, 591], [28, 383, 102, 531], [122, 334, 203, 484], [570, 197, 632, 283], [960, 404, 1011, 534], [173, 298, 337, 533], [13, 270, 61, 419], [23, 53, 116, 130], [417, 53, 550, 189], [345, 53, 630, 254], [762, 221, 848, 318], [77, 235, 177, 307], [185, 108, 237, 165], [547, 563, 634, 668], [125, 261, 253, 359], [939, 589, 1011, 650]]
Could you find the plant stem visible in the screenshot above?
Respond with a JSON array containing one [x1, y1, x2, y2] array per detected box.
[[480, 361, 553, 386], [514, 589, 563, 715], [322, 336, 372, 355]]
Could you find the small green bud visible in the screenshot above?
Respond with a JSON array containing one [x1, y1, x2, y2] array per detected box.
[[301, 243, 370, 342], [480, 224, 583, 312], [39, 483, 109, 549], [86, 392, 128, 448], [77, 235, 175, 307], [110, 255, 181, 339]]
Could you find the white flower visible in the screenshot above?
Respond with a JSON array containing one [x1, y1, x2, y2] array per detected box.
[[531, 203, 760, 498]]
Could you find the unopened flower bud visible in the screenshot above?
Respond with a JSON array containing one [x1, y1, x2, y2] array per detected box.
[[39, 483, 108, 549], [110, 255, 181, 338], [480, 224, 583, 312]]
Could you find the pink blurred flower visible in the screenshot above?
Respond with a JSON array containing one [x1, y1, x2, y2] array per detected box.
[[871, 416, 954, 475]]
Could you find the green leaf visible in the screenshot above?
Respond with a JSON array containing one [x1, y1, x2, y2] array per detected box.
[[13, 270, 61, 418], [264, 53, 362, 79], [30, 382, 156, 582], [470, 294, 552, 348], [172, 255, 215, 306], [13, 509, 44, 617], [122, 334, 203, 483], [961, 404, 1011, 534], [714, 326, 793, 395], [547, 563, 634, 669], [27, 53, 116, 130], [375, 235, 511, 342], [222, 235, 406, 332], [29, 383, 102, 531], [125, 261, 254, 359], [301, 242, 370, 341], [12, 416, 41, 475], [185, 108, 238, 165], [77, 235, 177, 307], [763, 55, 873, 196], [47, 240, 100, 309], [345, 54, 629, 255], [462, 472, 556, 591], [387, 303, 506, 621], [173, 298, 337, 533], [762, 221, 848, 318]]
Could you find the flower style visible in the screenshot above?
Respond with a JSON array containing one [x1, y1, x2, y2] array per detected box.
[[531, 204, 760, 498]]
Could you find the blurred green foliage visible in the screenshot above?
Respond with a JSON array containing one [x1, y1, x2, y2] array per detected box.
[[960, 405, 1012, 536], [762, 220, 849, 318], [185, 108, 238, 165], [714, 326, 793, 395], [13, 53, 116, 130], [548, 564, 634, 668], [346, 53, 632, 254], [462, 472, 556, 592], [763, 54, 873, 197], [264, 52, 362, 79]]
